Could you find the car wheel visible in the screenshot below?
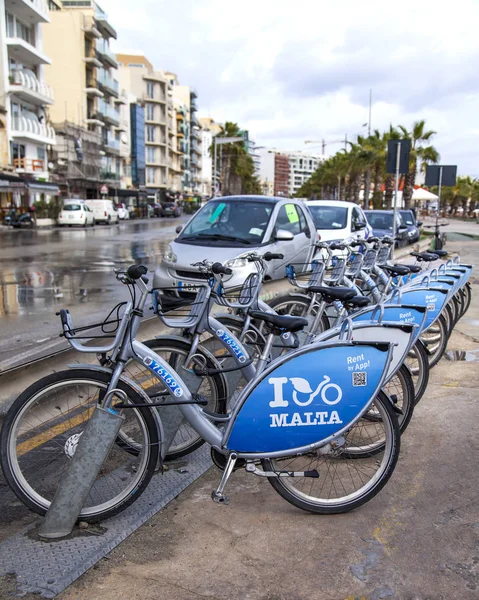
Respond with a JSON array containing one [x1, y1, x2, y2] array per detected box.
[[91, 219, 95, 227], [107, 216, 111, 226]]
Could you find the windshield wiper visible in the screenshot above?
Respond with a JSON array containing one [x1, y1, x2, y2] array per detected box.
[[181, 233, 253, 244]]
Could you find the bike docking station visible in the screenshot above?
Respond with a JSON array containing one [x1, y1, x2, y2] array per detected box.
[[37, 369, 206, 540]]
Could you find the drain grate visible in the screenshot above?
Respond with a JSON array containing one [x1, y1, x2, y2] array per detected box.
[[0, 447, 212, 598]]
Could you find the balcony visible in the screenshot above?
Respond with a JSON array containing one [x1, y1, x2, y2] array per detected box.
[[83, 15, 101, 39], [9, 70, 54, 106], [85, 47, 102, 68], [95, 8, 118, 40], [98, 101, 120, 126], [6, 37, 51, 66], [86, 112, 104, 127], [98, 73, 119, 97], [100, 169, 120, 182], [5, 0, 49, 24], [13, 157, 46, 174], [96, 41, 118, 69], [114, 93, 127, 105], [85, 81, 104, 98], [11, 115, 56, 145], [103, 138, 120, 155]]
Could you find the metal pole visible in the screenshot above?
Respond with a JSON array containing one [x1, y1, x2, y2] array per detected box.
[[436, 166, 443, 244], [368, 89, 372, 136], [392, 142, 401, 242], [213, 137, 217, 197]]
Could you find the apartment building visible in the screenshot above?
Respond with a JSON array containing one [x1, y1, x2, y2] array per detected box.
[[274, 154, 290, 197], [43, 1, 126, 191], [284, 151, 325, 197], [198, 117, 221, 197], [0, 0, 60, 217], [117, 54, 177, 200]]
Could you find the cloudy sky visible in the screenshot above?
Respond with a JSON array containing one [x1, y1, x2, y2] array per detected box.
[[102, 0, 479, 175]]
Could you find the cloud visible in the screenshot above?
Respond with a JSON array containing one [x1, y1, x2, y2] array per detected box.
[[99, 0, 479, 175]]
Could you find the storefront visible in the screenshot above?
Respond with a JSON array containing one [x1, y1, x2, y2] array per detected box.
[[0, 174, 26, 222]]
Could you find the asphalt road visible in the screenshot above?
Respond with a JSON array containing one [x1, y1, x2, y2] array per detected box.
[[0, 217, 188, 370]]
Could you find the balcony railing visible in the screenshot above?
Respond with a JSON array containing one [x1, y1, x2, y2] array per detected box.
[[96, 41, 118, 68], [98, 72, 119, 97], [104, 138, 120, 152], [98, 100, 120, 125], [11, 115, 55, 142], [9, 70, 54, 104], [13, 157, 45, 173]]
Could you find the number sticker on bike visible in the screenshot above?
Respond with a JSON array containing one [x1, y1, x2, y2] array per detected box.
[[143, 356, 184, 397], [216, 329, 247, 363]]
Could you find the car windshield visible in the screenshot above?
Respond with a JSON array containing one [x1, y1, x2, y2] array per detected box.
[[400, 211, 414, 225], [63, 204, 82, 211], [367, 213, 394, 229], [163, 203, 175, 208], [308, 206, 348, 230], [178, 200, 274, 245]]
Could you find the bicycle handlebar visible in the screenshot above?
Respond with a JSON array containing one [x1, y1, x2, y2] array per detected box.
[[126, 264, 148, 281], [212, 262, 233, 275], [263, 252, 284, 261]]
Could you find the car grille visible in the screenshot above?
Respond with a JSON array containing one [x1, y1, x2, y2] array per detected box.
[[175, 269, 210, 280]]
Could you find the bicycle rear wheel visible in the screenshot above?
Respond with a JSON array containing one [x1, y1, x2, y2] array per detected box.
[[1, 369, 159, 522], [405, 340, 430, 404], [262, 391, 400, 514], [420, 314, 449, 368]]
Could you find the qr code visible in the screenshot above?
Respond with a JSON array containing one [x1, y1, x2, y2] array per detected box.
[[427, 304, 435, 312], [352, 372, 367, 387]]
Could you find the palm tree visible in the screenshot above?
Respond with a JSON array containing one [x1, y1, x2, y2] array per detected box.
[[398, 120, 439, 208]]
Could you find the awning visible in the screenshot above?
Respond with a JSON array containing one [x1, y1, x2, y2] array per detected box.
[[27, 182, 60, 195], [412, 187, 438, 201], [0, 178, 26, 192]]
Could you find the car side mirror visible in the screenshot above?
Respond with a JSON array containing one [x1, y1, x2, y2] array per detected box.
[[417, 221, 423, 227], [175, 225, 183, 234], [399, 225, 408, 233], [275, 229, 294, 241], [355, 221, 367, 230]]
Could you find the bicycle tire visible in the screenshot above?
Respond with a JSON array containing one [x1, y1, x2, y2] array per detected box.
[[262, 390, 400, 514], [0, 369, 159, 522], [462, 282, 472, 317], [267, 294, 331, 334], [405, 340, 430, 404], [420, 313, 449, 368], [125, 338, 227, 461], [383, 364, 415, 435]]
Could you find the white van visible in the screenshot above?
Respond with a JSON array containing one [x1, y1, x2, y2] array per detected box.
[[85, 199, 119, 225]]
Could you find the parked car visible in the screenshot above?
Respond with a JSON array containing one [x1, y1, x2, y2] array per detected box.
[[153, 195, 318, 294], [58, 201, 95, 227], [306, 200, 370, 244], [160, 201, 182, 218], [364, 210, 409, 247], [116, 203, 130, 220], [399, 209, 422, 243], [149, 203, 161, 218], [85, 199, 119, 225]]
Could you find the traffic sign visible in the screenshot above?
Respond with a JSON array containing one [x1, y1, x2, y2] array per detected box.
[[100, 184, 109, 195]]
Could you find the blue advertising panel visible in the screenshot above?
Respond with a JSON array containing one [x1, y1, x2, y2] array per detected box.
[[226, 343, 390, 453]]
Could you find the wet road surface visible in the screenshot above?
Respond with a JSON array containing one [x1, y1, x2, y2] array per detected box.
[[0, 217, 188, 369]]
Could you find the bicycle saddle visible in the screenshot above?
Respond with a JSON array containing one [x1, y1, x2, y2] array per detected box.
[[249, 310, 308, 333], [410, 252, 438, 262], [345, 295, 370, 307], [307, 286, 357, 302], [396, 263, 421, 273], [429, 249, 448, 258], [381, 265, 411, 277]]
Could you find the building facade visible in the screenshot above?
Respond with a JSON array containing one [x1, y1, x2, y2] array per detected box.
[[274, 153, 290, 197], [198, 117, 221, 197], [284, 151, 325, 197], [43, 1, 126, 192], [0, 0, 60, 217]]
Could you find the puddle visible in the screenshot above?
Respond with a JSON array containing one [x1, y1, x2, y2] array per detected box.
[[445, 349, 479, 362]]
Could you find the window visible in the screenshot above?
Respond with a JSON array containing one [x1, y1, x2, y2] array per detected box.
[[275, 204, 301, 236], [37, 146, 46, 160], [11, 143, 25, 162], [16, 20, 33, 44], [146, 125, 155, 142], [308, 206, 348, 230], [6, 13, 14, 37], [297, 206, 311, 238], [146, 146, 156, 163], [351, 207, 360, 228], [146, 82, 155, 99], [146, 167, 156, 184], [146, 103, 155, 120]]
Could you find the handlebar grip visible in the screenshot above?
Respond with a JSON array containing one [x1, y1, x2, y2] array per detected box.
[[349, 240, 363, 247], [329, 243, 346, 250], [212, 262, 233, 275], [263, 252, 284, 261], [368, 236, 380, 243], [127, 264, 148, 280]]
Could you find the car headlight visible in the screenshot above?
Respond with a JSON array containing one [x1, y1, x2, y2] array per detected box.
[[408, 228, 417, 237], [164, 244, 177, 264], [225, 257, 248, 269]]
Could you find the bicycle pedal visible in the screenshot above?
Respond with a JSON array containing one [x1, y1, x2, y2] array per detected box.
[[211, 490, 230, 504]]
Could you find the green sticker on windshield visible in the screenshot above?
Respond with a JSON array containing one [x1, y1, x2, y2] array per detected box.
[[285, 204, 299, 223], [209, 203, 226, 223]]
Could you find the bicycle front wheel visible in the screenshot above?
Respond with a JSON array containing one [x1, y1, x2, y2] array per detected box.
[[1, 369, 159, 522], [420, 314, 449, 368], [405, 340, 430, 404], [262, 391, 400, 514]]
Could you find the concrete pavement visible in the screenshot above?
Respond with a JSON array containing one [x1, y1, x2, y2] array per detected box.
[[35, 239, 477, 600]]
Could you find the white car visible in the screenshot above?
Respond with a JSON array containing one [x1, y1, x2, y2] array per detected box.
[[306, 200, 370, 244], [116, 203, 130, 220], [85, 199, 119, 225], [58, 202, 95, 227]]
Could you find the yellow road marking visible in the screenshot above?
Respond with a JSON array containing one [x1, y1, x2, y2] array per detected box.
[[16, 407, 94, 457]]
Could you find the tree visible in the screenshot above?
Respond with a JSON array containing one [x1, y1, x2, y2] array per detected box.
[[398, 120, 439, 208], [214, 122, 261, 196]]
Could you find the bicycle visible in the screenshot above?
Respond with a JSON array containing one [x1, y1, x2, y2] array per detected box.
[[1, 264, 401, 521]]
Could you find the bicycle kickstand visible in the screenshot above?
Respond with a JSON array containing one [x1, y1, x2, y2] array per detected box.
[[211, 452, 238, 505]]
